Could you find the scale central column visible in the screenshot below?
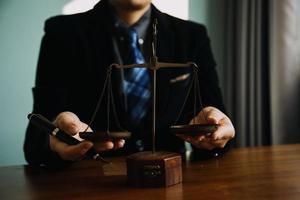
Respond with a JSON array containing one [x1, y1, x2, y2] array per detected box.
[[152, 68, 156, 154]]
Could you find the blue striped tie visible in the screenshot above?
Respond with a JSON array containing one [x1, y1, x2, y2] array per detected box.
[[123, 29, 150, 126]]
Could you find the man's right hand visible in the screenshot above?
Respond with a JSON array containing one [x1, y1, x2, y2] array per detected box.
[[50, 112, 125, 161]]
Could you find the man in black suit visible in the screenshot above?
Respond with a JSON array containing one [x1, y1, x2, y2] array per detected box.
[[24, 0, 235, 168]]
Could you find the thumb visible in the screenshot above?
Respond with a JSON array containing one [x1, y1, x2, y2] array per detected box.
[[54, 112, 82, 136], [205, 109, 224, 124], [207, 116, 218, 124]]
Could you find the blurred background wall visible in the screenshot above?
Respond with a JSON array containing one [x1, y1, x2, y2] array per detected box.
[[0, 0, 68, 166]]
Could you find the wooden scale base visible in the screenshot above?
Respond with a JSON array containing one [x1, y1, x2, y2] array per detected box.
[[126, 151, 182, 187]]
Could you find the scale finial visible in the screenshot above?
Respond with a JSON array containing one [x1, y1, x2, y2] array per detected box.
[[152, 18, 158, 58]]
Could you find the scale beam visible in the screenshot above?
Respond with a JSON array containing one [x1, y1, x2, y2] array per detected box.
[[112, 62, 196, 70]]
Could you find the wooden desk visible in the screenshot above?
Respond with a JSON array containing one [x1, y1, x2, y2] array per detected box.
[[1, 144, 300, 200]]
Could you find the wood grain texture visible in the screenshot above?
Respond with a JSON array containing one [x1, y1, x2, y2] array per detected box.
[[1, 144, 300, 200]]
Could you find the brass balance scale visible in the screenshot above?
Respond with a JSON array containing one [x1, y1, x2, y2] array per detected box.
[[80, 19, 218, 187]]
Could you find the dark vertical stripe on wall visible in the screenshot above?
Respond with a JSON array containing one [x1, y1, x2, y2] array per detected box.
[[224, 0, 271, 147], [224, 0, 237, 146], [260, 0, 271, 145]]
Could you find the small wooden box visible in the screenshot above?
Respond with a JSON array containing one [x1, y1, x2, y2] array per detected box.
[[126, 151, 182, 187]]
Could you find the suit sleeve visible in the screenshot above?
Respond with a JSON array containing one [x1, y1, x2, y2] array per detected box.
[[194, 25, 225, 112], [24, 19, 75, 168], [188, 25, 231, 159]]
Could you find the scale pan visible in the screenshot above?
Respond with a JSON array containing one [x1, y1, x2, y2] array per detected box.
[[170, 124, 218, 136], [79, 131, 131, 142]]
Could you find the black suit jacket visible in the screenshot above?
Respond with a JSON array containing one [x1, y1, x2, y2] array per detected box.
[[24, 0, 226, 168]]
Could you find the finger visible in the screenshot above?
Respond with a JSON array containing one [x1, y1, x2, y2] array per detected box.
[[51, 136, 94, 161], [211, 120, 235, 140], [176, 134, 209, 146], [63, 141, 94, 161], [176, 134, 216, 150], [193, 134, 209, 142], [93, 141, 115, 152], [192, 140, 215, 150], [209, 138, 228, 149], [113, 139, 125, 149], [54, 112, 82, 136], [175, 134, 193, 143]]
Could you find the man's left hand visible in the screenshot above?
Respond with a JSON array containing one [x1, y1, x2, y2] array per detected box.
[[176, 106, 235, 150]]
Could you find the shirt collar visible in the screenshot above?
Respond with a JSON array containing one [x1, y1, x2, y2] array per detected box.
[[111, 6, 151, 41]]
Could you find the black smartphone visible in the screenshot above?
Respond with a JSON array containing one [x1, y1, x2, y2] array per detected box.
[[79, 131, 131, 142], [170, 124, 218, 136]]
